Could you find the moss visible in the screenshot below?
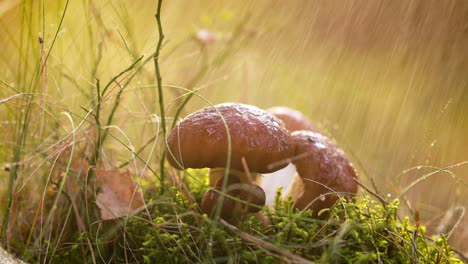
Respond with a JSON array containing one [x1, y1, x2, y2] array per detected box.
[[46, 173, 463, 263], [111, 177, 463, 264]]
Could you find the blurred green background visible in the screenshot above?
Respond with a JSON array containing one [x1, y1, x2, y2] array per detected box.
[[1, 0, 467, 252]]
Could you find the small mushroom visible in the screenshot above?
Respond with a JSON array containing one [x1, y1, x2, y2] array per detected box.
[[267, 106, 320, 133], [287, 130, 358, 217], [166, 103, 294, 219], [201, 175, 265, 221]]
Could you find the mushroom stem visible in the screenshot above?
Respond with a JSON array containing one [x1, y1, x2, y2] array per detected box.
[[201, 175, 266, 222], [260, 163, 299, 206], [209, 168, 259, 186], [283, 173, 304, 204]]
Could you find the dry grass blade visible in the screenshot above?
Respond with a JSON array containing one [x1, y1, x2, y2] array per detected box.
[[0, 93, 26, 105]]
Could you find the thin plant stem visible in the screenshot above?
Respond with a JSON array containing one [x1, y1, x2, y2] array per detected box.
[[102, 55, 144, 140], [92, 79, 102, 165], [91, 55, 143, 165], [154, 0, 167, 194]]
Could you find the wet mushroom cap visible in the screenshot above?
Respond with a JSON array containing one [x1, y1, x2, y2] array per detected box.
[[267, 106, 319, 133], [290, 130, 358, 214], [166, 103, 294, 173]]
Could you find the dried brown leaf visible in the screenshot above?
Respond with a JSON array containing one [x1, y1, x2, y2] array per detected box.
[[95, 169, 144, 220]]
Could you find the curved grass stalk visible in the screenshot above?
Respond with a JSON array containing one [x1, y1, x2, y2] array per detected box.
[[153, 0, 168, 194], [91, 55, 144, 165], [397, 161, 468, 200]]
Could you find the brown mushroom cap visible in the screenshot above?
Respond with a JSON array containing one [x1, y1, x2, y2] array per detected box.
[[166, 103, 294, 173], [267, 106, 319, 132], [290, 130, 357, 215], [201, 175, 266, 220]]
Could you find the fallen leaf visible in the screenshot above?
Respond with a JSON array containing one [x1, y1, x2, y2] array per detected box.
[[95, 168, 144, 220]]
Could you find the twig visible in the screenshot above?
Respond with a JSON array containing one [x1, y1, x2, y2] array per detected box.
[[353, 178, 388, 206], [220, 219, 313, 264], [154, 0, 167, 194]]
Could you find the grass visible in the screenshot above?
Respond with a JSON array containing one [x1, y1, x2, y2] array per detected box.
[[39, 181, 466, 263], [1, 0, 467, 263]]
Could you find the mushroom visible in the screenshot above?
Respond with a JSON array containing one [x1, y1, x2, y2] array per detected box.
[[166, 102, 294, 219], [261, 106, 320, 206], [287, 130, 358, 217], [201, 174, 265, 221], [267, 106, 320, 133], [166, 103, 294, 180]]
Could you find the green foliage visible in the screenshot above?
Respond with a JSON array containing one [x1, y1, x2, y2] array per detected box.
[[109, 179, 463, 263]]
